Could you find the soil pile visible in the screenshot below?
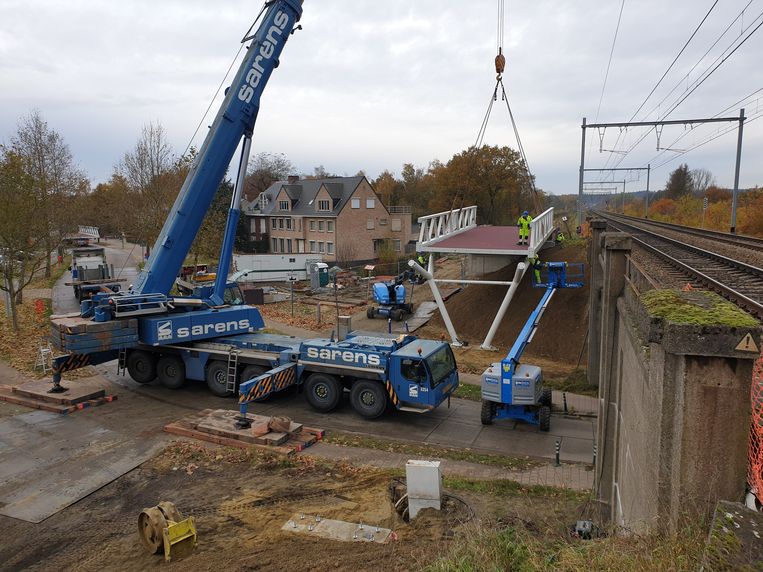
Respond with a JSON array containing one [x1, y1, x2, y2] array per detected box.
[[430, 243, 590, 363]]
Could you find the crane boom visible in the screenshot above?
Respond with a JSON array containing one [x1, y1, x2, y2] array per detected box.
[[133, 0, 303, 296]]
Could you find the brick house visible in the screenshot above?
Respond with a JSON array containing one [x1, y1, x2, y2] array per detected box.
[[242, 176, 414, 263]]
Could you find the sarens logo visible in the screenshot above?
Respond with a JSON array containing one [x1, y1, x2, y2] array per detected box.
[[238, 10, 290, 104], [157, 320, 172, 341], [305, 347, 381, 367], [175, 319, 250, 339]]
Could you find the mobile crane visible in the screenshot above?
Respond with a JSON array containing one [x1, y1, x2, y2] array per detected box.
[[479, 261, 583, 430], [49, 0, 459, 420]]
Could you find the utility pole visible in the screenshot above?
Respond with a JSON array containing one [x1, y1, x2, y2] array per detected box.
[[578, 117, 586, 228], [644, 164, 650, 219], [730, 108, 745, 234]]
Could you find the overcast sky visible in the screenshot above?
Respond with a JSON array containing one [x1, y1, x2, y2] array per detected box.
[[1, 0, 761, 196]]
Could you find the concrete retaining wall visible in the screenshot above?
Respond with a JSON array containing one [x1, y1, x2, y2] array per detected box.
[[589, 223, 761, 532]]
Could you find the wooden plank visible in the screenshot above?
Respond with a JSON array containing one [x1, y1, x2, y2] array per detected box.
[[0, 390, 77, 414]]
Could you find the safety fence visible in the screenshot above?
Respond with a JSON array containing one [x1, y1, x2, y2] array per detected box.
[[528, 207, 555, 256], [749, 350, 763, 503]]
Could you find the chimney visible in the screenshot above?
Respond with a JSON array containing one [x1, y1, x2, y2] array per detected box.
[[287, 175, 299, 185]]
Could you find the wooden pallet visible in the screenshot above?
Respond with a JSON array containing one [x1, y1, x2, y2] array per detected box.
[[163, 409, 324, 456], [0, 384, 117, 415]]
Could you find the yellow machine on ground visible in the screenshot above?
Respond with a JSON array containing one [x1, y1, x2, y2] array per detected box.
[[138, 501, 197, 562]]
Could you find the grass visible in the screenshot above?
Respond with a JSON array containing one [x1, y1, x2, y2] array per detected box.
[[444, 476, 589, 503], [641, 289, 759, 328], [425, 520, 708, 572], [453, 382, 482, 402], [543, 369, 598, 397], [324, 432, 541, 471]]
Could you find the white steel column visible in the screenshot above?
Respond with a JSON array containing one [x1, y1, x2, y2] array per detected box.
[[408, 260, 462, 346], [480, 262, 527, 350]]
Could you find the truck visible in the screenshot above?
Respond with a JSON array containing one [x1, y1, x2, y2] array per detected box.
[[480, 261, 583, 431], [67, 246, 123, 302], [49, 0, 459, 421]]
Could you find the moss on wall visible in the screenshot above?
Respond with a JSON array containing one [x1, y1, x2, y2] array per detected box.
[[641, 289, 759, 328]]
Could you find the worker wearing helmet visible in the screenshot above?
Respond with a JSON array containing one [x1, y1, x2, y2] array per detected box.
[[517, 210, 533, 245], [417, 252, 427, 266]]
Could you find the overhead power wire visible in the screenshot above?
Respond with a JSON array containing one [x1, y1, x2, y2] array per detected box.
[[608, 9, 763, 170], [594, 0, 626, 124]]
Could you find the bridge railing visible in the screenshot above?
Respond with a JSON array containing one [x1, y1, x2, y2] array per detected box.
[[418, 206, 478, 246], [528, 207, 554, 256]]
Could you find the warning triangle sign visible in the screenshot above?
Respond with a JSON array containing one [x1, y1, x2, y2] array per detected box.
[[735, 333, 760, 353]]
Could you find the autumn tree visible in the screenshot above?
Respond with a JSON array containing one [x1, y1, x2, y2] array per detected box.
[[664, 163, 693, 199], [373, 170, 403, 206], [427, 145, 532, 225], [690, 168, 715, 195], [11, 110, 87, 278], [243, 152, 294, 201], [400, 162, 434, 217], [0, 147, 50, 330]]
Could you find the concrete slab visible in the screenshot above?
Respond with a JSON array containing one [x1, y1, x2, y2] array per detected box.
[[282, 514, 391, 543], [560, 436, 596, 464], [12, 378, 105, 405], [424, 418, 483, 448]]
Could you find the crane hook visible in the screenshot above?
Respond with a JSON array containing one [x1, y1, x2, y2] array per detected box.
[[495, 47, 506, 80]]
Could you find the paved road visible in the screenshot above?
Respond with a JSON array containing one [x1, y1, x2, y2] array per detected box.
[[53, 240, 142, 314], [53, 244, 596, 465]]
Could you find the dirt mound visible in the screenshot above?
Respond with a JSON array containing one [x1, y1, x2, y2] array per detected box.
[[431, 243, 589, 363]]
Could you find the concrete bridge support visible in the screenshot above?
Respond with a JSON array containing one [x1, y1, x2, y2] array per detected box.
[[590, 228, 761, 532]]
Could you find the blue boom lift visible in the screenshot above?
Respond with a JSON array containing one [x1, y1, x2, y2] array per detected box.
[[480, 261, 584, 431], [48, 1, 459, 421], [367, 270, 415, 321]]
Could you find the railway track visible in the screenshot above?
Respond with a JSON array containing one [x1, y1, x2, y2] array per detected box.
[[594, 211, 763, 318], [603, 211, 763, 252]]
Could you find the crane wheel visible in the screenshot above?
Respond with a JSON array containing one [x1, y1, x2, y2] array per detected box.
[[157, 355, 186, 389], [304, 373, 342, 412], [126, 350, 157, 384], [206, 361, 232, 397], [350, 380, 387, 419], [367, 307, 376, 319], [539, 388, 552, 407]]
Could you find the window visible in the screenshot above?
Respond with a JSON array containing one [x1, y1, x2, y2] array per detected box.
[[279, 200, 289, 211], [318, 241, 325, 253], [327, 221, 334, 232], [278, 218, 284, 229], [367, 218, 375, 230], [286, 239, 293, 253], [271, 217, 278, 231], [379, 218, 388, 226], [318, 199, 330, 211], [401, 358, 425, 383], [309, 220, 316, 231], [271, 238, 278, 252], [286, 218, 293, 230], [279, 238, 285, 252], [351, 198, 360, 209], [366, 198, 375, 209], [318, 221, 325, 232], [391, 219, 401, 231], [392, 239, 401, 252], [327, 242, 334, 255], [309, 240, 316, 253]]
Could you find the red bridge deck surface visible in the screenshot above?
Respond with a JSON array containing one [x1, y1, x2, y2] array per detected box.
[[424, 226, 529, 254]]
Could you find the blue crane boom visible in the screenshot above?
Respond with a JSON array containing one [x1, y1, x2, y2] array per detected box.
[[133, 0, 303, 298]]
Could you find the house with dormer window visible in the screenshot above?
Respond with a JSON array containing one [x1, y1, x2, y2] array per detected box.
[[241, 175, 414, 262]]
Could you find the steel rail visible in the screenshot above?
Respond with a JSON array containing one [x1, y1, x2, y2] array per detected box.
[[601, 211, 763, 252], [597, 212, 763, 317]]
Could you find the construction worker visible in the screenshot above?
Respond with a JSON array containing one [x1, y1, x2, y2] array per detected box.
[[517, 210, 533, 245], [527, 254, 543, 284], [555, 231, 566, 245], [417, 252, 427, 266]]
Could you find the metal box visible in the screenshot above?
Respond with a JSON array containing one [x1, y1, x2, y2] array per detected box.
[[405, 460, 442, 519]]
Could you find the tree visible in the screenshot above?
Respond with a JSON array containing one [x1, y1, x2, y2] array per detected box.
[[305, 165, 336, 179], [243, 152, 294, 201], [664, 163, 693, 199], [427, 145, 531, 225], [11, 110, 87, 278], [704, 185, 731, 203], [118, 122, 175, 253], [372, 170, 402, 206], [690, 168, 715, 195], [0, 147, 50, 330]]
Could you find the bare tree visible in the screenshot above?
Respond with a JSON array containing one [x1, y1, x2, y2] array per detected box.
[[118, 122, 176, 253], [335, 240, 358, 267], [690, 168, 716, 196], [243, 152, 294, 201], [11, 110, 87, 278], [0, 147, 50, 330]]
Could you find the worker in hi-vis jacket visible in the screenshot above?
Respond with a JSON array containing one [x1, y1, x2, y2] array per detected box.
[[517, 210, 533, 245]]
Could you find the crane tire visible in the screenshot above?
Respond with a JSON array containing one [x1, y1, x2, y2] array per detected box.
[[126, 350, 157, 384], [156, 355, 186, 389], [206, 360, 233, 397], [304, 373, 342, 412], [539, 388, 552, 407], [350, 380, 387, 419]]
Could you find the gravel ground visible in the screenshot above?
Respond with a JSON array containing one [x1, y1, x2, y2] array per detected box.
[[629, 248, 696, 289]]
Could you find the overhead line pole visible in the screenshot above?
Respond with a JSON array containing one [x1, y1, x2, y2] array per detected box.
[[584, 166, 650, 217], [579, 111, 745, 230]]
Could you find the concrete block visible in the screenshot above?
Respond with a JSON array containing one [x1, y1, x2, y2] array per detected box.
[[406, 460, 442, 518]]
